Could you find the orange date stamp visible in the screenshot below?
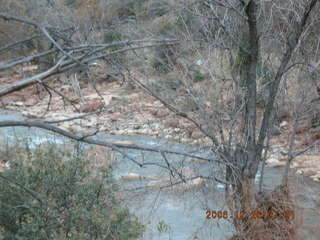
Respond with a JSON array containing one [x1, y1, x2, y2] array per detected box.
[[205, 209, 295, 221]]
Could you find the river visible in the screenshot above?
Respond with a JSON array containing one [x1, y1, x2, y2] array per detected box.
[[1, 109, 320, 239]]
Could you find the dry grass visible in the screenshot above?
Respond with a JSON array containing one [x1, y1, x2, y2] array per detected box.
[[230, 185, 299, 240]]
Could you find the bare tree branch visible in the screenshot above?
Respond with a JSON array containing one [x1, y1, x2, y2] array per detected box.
[[0, 120, 220, 163]]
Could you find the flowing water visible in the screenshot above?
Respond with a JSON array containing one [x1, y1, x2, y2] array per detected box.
[[1, 109, 320, 239]]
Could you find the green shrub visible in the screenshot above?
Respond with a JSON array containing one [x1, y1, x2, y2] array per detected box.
[[149, 48, 175, 74], [108, 0, 150, 19], [149, 15, 183, 73], [103, 30, 126, 64], [156, 77, 183, 90], [191, 68, 206, 83], [176, 12, 195, 32], [0, 143, 144, 240], [143, 1, 169, 18], [103, 30, 122, 43], [152, 15, 179, 36]]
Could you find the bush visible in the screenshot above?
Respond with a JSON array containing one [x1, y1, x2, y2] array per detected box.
[[153, 76, 184, 91], [103, 30, 126, 65], [108, 0, 150, 20], [149, 15, 188, 74], [0, 143, 144, 240], [149, 48, 175, 74], [103, 30, 122, 43], [191, 68, 206, 83]]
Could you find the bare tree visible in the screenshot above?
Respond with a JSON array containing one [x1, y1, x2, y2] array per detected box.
[[1, 0, 320, 239]]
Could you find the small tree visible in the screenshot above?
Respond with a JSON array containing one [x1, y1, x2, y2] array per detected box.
[[0, 143, 144, 240]]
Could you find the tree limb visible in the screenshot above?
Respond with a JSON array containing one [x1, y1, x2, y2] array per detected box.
[[0, 120, 220, 163]]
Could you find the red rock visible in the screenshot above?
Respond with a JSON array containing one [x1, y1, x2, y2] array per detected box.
[[191, 130, 205, 139], [80, 100, 104, 113], [164, 118, 179, 128], [149, 109, 158, 116], [24, 98, 38, 106], [150, 109, 169, 118], [311, 132, 320, 142], [177, 87, 188, 95], [296, 120, 310, 134], [110, 112, 125, 121]]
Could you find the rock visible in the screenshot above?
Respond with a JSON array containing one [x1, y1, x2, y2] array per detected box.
[[133, 125, 141, 130], [189, 177, 206, 186], [311, 132, 320, 142], [146, 177, 206, 190], [147, 180, 163, 187], [79, 100, 104, 113], [24, 98, 38, 106], [271, 126, 281, 136], [177, 87, 188, 95], [196, 59, 203, 66], [164, 118, 179, 128], [294, 155, 320, 164], [177, 166, 195, 178], [13, 101, 24, 106], [121, 173, 141, 181], [121, 173, 159, 182], [112, 140, 136, 146], [150, 109, 169, 118], [140, 129, 149, 134], [181, 138, 189, 143], [110, 112, 125, 121], [279, 149, 288, 156], [266, 158, 286, 168], [310, 173, 320, 182], [310, 126, 320, 134], [191, 130, 205, 139], [186, 158, 208, 164], [277, 106, 291, 121], [0, 160, 10, 172], [296, 120, 310, 134], [290, 162, 300, 169], [280, 121, 289, 130], [174, 128, 180, 133], [298, 168, 318, 177]]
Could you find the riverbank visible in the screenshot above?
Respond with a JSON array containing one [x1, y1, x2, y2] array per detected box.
[[0, 70, 320, 182]]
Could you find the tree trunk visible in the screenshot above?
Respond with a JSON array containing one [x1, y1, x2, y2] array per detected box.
[[226, 0, 260, 236]]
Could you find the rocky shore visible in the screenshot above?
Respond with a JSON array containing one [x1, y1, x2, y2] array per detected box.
[[0, 72, 319, 182]]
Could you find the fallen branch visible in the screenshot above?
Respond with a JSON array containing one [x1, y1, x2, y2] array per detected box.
[[0, 120, 220, 163], [0, 56, 66, 97]]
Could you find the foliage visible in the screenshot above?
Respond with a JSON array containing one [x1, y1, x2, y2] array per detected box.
[[155, 77, 184, 91], [0, 143, 144, 240], [152, 15, 179, 36], [103, 30, 122, 43], [191, 68, 206, 83], [108, 0, 150, 19], [149, 49, 174, 74], [143, 0, 170, 18], [157, 220, 171, 233]]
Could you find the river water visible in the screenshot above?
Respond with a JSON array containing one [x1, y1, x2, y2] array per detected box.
[[1, 109, 320, 240]]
